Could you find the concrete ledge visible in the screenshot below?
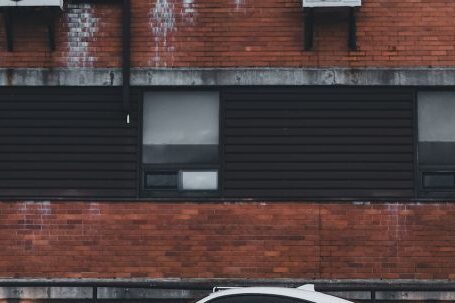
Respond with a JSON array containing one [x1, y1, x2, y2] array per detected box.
[[0, 287, 92, 299], [327, 291, 371, 300], [0, 68, 121, 86], [1, 68, 455, 86], [97, 287, 207, 299], [376, 291, 455, 301], [0, 279, 455, 300], [132, 67, 455, 86], [0, 286, 454, 301]]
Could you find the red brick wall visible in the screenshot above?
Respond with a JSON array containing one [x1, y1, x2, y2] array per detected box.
[[1, 201, 454, 279], [1, 0, 455, 68]]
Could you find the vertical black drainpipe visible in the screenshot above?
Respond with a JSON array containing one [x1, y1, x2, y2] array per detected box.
[[122, 0, 131, 124]]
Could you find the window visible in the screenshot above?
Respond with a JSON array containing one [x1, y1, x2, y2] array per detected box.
[[418, 92, 455, 194], [142, 91, 220, 196]]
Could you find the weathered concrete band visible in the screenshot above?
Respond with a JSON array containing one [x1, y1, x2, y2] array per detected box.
[[1, 279, 455, 300], [1, 287, 455, 300], [97, 287, 207, 299], [1, 68, 455, 86], [0, 287, 92, 299]]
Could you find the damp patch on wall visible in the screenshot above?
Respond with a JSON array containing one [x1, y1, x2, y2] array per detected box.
[[149, 0, 197, 67], [235, 0, 245, 10], [65, 3, 99, 68]]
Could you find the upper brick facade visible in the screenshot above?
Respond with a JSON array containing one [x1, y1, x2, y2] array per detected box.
[[0, 0, 454, 68]]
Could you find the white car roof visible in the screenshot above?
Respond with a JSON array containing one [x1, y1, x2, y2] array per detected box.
[[196, 287, 354, 303]]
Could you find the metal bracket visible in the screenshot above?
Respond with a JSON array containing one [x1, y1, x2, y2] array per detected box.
[[45, 8, 59, 52], [303, 8, 314, 51], [2, 7, 59, 52], [348, 7, 357, 50], [3, 8, 13, 51], [303, 7, 358, 51]]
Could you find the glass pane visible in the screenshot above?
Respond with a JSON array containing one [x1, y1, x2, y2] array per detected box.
[[145, 172, 178, 190], [418, 92, 455, 142], [143, 91, 219, 164], [423, 174, 455, 189], [419, 142, 455, 165], [418, 92, 455, 166], [180, 170, 218, 191], [142, 145, 218, 164]]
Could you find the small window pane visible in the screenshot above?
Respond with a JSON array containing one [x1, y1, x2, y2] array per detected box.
[[419, 142, 455, 166], [418, 92, 455, 166], [143, 91, 219, 164], [418, 92, 455, 142], [142, 145, 218, 164], [180, 170, 218, 191], [145, 172, 178, 190], [423, 174, 455, 189]]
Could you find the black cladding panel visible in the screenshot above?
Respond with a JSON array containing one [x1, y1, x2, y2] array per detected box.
[[221, 88, 415, 199], [0, 87, 138, 198], [0, 86, 416, 200]]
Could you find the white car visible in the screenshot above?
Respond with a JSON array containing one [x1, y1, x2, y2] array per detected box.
[[195, 285, 354, 303]]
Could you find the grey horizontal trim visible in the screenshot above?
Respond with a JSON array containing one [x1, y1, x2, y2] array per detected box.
[[0, 287, 92, 299], [97, 287, 206, 299], [133, 68, 455, 86], [1, 68, 455, 86], [0, 68, 121, 86], [0, 280, 454, 300], [0, 278, 455, 291], [326, 291, 372, 300], [376, 291, 455, 301]]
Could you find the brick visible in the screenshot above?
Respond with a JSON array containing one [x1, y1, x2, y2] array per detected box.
[[1, 1, 455, 68], [0, 202, 454, 279]]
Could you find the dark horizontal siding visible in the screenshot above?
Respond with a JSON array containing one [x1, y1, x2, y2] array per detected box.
[[222, 88, 415, 199], [0, 87, 138, 199]]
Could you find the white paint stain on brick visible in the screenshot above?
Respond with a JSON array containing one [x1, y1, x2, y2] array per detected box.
[[17, 201, 51, 215], [16, 202, 53, 250], [235, 0, 245, 9], [65, 3, 99, 67], [150, 0, 197, 67], [387, 203, 408, 256], [150, 0, 176, 66], [88, 202, 101, 216], [152, 0, 176, 36], [182, 0, 195, 23]]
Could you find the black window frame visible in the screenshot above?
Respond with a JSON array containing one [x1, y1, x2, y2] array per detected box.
[[135, 86, 455, 202], [416, 90, 455, 198], [139, 88, 223, 198]]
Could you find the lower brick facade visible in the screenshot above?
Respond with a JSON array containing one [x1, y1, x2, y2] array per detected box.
[[1, 201, 454, 280]]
